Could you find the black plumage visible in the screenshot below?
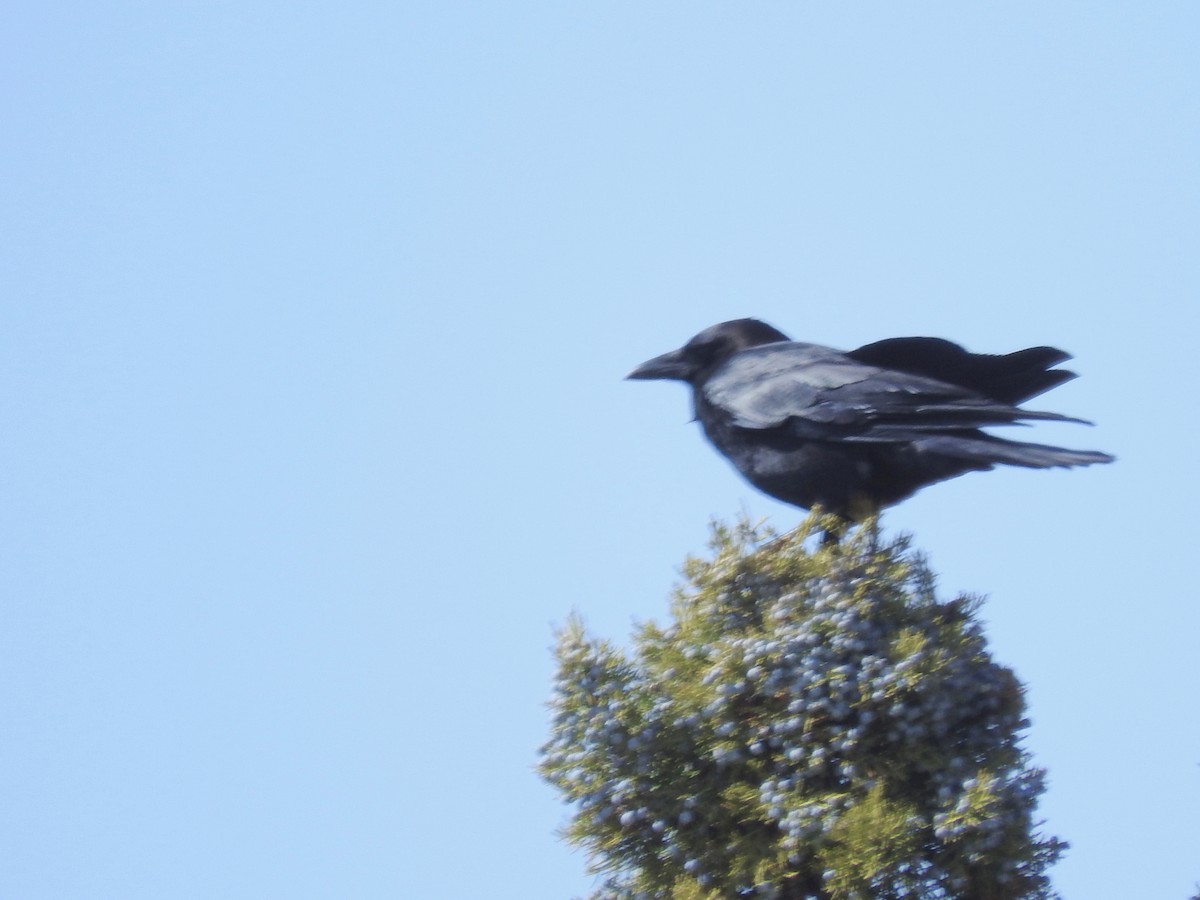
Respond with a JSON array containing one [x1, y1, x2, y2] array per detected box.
[[628, 318, 1113, 519]]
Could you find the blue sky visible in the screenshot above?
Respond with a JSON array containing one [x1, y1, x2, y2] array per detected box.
[[1, 3, 1197, 898]]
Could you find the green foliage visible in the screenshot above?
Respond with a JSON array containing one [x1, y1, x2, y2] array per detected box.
[[540, 514, 1066, 899]]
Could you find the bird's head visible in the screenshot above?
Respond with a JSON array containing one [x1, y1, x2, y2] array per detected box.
[[627, 318, 791, 385]]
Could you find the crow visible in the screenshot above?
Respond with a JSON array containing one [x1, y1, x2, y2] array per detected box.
[[628, 318, 1113, 521]]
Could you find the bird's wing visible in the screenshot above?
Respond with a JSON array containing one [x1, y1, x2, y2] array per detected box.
[[703, 342, 1085, 437], [846, 337, 1076, 404]]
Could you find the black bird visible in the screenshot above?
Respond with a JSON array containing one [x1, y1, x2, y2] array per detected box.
[[628, 318, 1112, 520]]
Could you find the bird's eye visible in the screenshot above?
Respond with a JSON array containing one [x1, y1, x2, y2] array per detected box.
[[687, 335, 726, 362]]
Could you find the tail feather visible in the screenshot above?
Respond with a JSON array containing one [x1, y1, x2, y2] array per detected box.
[[917, 434, 1115, 469]]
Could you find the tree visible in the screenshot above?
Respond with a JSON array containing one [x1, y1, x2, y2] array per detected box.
[[540, 515, 1065, 899]]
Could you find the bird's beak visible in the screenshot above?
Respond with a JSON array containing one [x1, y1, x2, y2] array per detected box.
[[626, 348, 692, 381]]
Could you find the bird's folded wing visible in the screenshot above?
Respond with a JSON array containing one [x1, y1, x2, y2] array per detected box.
[[704, 343, 1087, 435], [846, 337, 1075, 403]]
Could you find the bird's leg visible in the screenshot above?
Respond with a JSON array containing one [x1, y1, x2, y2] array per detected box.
[[820, 521, 847, 546], [818, 499, 881, 547]]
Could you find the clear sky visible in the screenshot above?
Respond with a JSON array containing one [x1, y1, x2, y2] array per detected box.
[[1, 3, 1197, 898]]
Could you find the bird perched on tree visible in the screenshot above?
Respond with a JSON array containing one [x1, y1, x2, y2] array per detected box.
[[628, 318, 1112, 521]]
